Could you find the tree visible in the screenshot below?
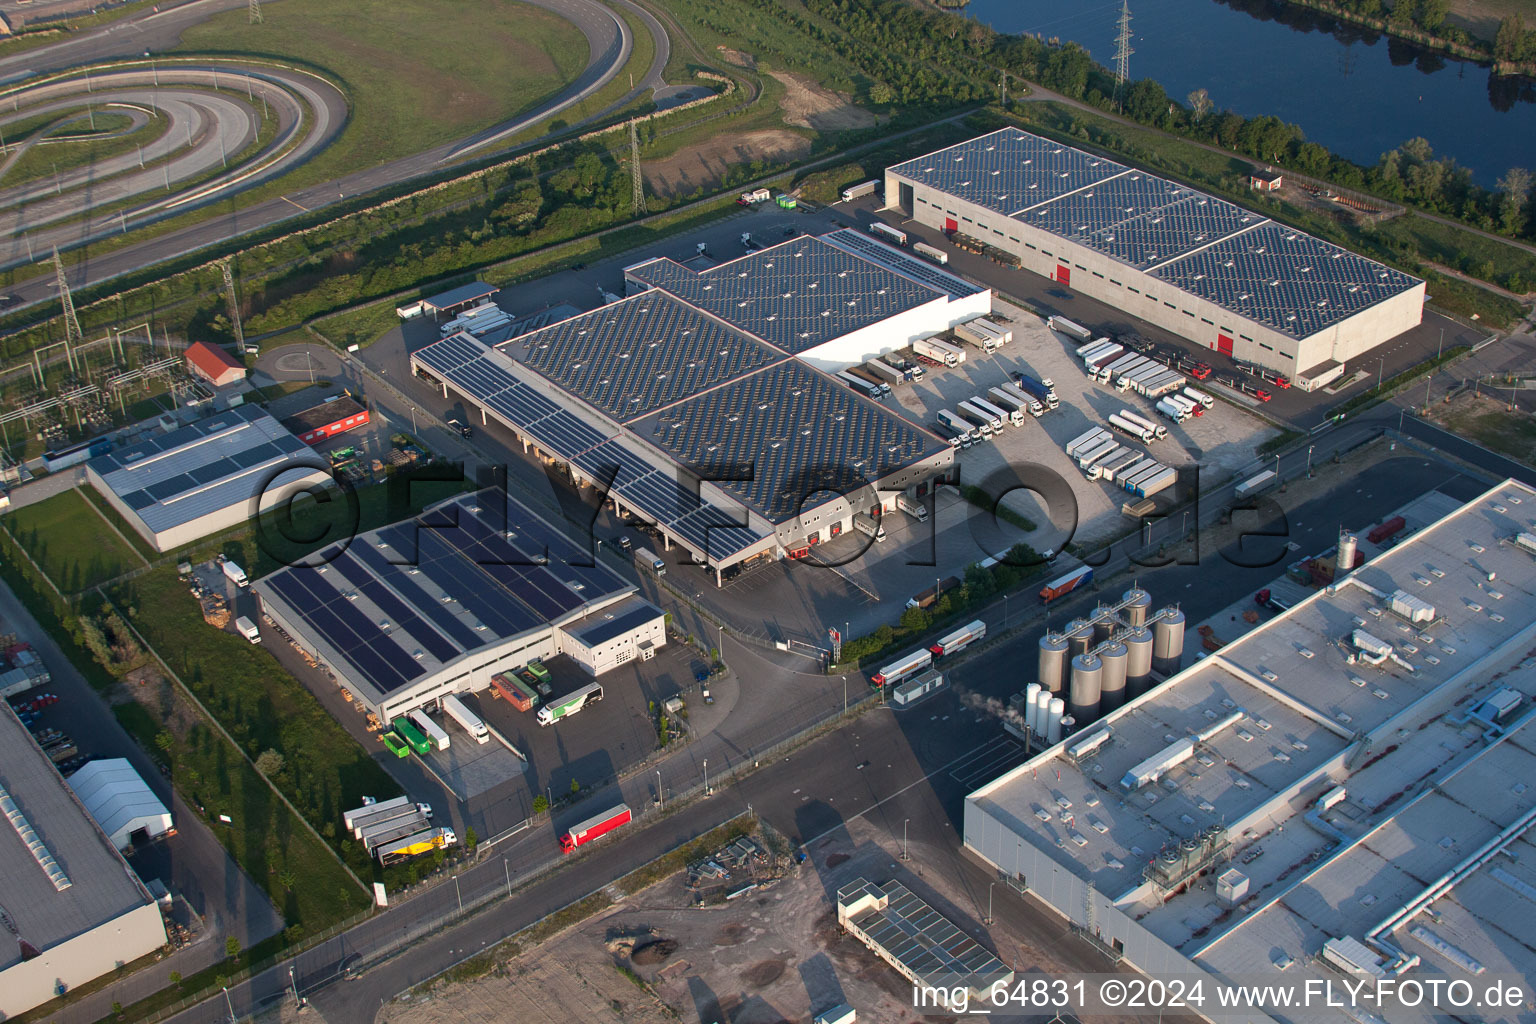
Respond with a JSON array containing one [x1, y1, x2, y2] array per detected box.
[[278, 870, 297, 891], [532, 794, 549, 814], [254, 748, 284, 777], [225, 935, 242, 960], [1494, 14, 1525, 61], [169, 971, 182, 988], [1389, 0, 1418, 27], [1415, 0, 1449, 30], [870, 81, 894, 105], [1124, 78, 1169, 124], [570, 777, 581, 794], [464, 827, 478, 854], [1187, 87, 1213, 123], [155, 730, 174, 754], [1497, 167, 1533, 235]]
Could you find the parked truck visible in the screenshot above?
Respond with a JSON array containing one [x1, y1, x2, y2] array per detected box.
[[391, 716, 433, 755], [1040, 565, 1093, 603], [344, 795, 411, 833], [381, 731, 410, 758], [1047, 316, 1092, 342], [235, 615, 260, 643], [896, 493, 929, 522], [222, 561, 249, 588], [904, 575, 959, 612], [836, 369, 884, 400], [536, 682, 604, 726], [1015, 374, 1059, 409], [930, 620, 986, 657], [840, 180, 880, 202], [634, 547, 666, 575], [970, 395, 1021, 427], [864, 359, 905, 387], [409, 709, 451, 751], [1065, 427, 1112, 458], [1156, 397, 1190, 422], [1108, 413, 1156, 443], [845, 365, 892, 397], [442, 694, 490, 743], [957, 400, 1002, 434], [559, 803, 632, 853], [1119, 410, 1167, 440], [988, 386, 1042, 420], [377, 827, 457, 866], [852, 512, 886, 542], [953, 320, 1003, 352], [491, 671, 538, 711], [912, 336, 964, 366], [936, 409, 977, 441]]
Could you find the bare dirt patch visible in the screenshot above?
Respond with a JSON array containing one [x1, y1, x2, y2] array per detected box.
[[631, 938, 678, 965], [644, 129, 810, 197], [742, 958, 785, 988], [824, 852, 850, 869], [714, 922, 751, 946], [715, 45, 756, 69], [768, 70, 876, 131]]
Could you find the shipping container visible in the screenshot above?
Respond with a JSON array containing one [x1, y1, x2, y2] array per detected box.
[[442, 694, 490, 743], [836, 369, 884, 399], [1040, 565, 1093, 603], [382, 731, 410, 758], [1367, 515, 1407, 544], [868, 222, 908, 246], [560, 803, 631, 853], [409, 709, 451, 751], [871, 648, 933, 688], [1047, 316, 1092, 342], [930, 620, 986, 657], [491, 672, 537, 711], [537, 682, 604, 726], [1235, 470, 1278, 499], [391, 716, 432, 755], [892, 669, 947, 707]]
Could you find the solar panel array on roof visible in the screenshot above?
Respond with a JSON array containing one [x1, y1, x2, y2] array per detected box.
[[626, 235, 958, 354], [90, 405, 327, 533], [887, 127, 1126, 215], [260, 490, 636, 700], [497, 292, 783, 421], [844, 880, 1012, 987], [820, 228, 987, 296], [637, 360, 945, 522], [1022, 171, 1263, 271]]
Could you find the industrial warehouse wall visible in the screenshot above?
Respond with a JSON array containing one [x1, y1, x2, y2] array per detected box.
[[557, 613, 666, 676], [86, 465, 165, 554], [0, 902, 167, 1018], [794, 292, 993, 373], [887, 173, 1421, 379], [964, 798, 1280, 1024]]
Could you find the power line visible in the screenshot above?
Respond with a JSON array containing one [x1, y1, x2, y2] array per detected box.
[[629, 119, 646, 216], [50, 246, 81, 368], [221, 258, 245, 353], [1113, 0, 1134, 111], [249, 0, 263, 23]]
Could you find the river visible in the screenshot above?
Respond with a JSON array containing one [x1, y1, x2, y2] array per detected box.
[[964, 0, 1536, 186]]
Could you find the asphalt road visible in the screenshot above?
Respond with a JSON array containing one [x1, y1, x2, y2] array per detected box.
[[0, 0, 657, 305]]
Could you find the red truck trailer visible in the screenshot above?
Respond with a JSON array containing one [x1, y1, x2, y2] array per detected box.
[[1039, 565, 1093, 603], [559, 803, 632, 854], [490, 671, 536, 712], [1367, 515, 1406, 545]]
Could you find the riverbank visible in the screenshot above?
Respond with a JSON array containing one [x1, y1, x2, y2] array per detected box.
[[1274, 0, 1536, 77]]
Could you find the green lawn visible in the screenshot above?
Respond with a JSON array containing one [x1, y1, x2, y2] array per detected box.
[[6, 487, 144, 591], [174, 0, 591, 188]]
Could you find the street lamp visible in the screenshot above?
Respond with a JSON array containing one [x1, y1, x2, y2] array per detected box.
[[902, 818, 910, 861], [703, 758, 710, 795], [452, 874, 462, 913], [842, 675, 847, 712], [717, 624, 725, 673], [1003, 592, 1010, 628], [1306, 444, 1315, 478], [1437, 326, 1445, 363], [223, 986, 236, 1024], [656, 769, 664, 809], [504, 857, 512, 897], [1376, 356, 1384, 392], [986, 881, 996, 925]]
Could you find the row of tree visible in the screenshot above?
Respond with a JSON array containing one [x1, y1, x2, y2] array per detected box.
[[1494, 15, 1536, 65]]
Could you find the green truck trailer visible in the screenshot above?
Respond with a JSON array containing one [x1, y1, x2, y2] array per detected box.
[[391, 717, 432, 755], [381, 731, 411, 758]]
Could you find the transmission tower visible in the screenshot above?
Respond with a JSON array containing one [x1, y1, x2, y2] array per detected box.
[[50, 246, 81, 363], [629, 119, 647, 216], [221, 258, 245, 353], [249, 0, 262, 23], [1113, 0, 1134, 111]]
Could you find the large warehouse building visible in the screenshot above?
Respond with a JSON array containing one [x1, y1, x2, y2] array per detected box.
[[86, 405, 333, 553], [886, 128, 1424, 383], [0, 707, 167, 1017], [411, 229, 981, 580], [964, 480, 1536, 1024], [255, 489, 665, 723]]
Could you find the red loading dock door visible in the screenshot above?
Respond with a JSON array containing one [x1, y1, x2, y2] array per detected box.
[[1217, 334, 1234, 356], [1055, 266, 1071, 286], [945, 217, 958, 234]]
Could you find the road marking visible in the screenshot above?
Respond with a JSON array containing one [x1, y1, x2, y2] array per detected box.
[[281, 194, 309, 212]]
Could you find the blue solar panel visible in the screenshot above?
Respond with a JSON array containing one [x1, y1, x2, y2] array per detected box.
[[266, 571, 425, 695], [415, 529, 543, 637], [350, 538, 488, 651], [326, 549, 460, 664], [535, 410, 608, 456]]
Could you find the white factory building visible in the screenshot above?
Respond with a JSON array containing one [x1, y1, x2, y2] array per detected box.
[[0, 708, 167, 1018], [85, 405, 332, 554], [964, 479, 1536, 1024], [66, 759, 174, 853], [254, 489, 666, 723], [885, 128, 1425, 384]]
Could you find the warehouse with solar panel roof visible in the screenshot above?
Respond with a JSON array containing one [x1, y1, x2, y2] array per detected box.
[[410, 229, 984, 583], [254, 489, 665, 724], [885, 127, 1424, 385]]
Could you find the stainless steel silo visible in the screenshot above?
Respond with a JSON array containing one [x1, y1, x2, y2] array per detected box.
[[1099, 640, 1128, 712], [1069, 652, 1103, 724], [1124, 627, 1154, 696], [1122, 587, 1152, 628], [1152, 608, 1186, 676], [1037, 632, 1069, 693]]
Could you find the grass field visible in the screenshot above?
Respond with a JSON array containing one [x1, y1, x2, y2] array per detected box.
[[7, 487, 144, 591], [0, 110, 168, 193], [174, 0, 590, 187], [1430, 393, 1536, 466]]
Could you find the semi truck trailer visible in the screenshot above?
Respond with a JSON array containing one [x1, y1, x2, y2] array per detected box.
[[1040, 565, 1094, 603], [560, 804, 632, 853], [871, 648, 933, 688], [930, 620, 986, 657], [442, 694, 490, 743], [1047, 316, 1092, 342], [912, 336, 964, 366], [537, 683, 604, 726], [409, 709, 451, 751]]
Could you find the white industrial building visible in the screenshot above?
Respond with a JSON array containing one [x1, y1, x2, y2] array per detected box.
[[885, 128, 1424, 384], [964, 479, 1536, 1024], [85, 405, 333, 553], [255, 489, 666, 723], [0, 708, 167, 1018], [66, 759, 174, 853], [411, 229, 973, 581]]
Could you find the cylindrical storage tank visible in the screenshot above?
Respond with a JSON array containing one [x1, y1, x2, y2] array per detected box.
[[1060, 714, 1076, 740], [1034, 690, 1053, 736], [1099, 641, 1128, 712], [1069, 623, 1095, 659], [1125, 628, 1154, 696], [1037, 633, 1069, 693], [1122, 588, 1152, 628], [1069, 653, 1102, 724], [1047, 697, 1065, 743], [1152, 608, 1186, 676], [1336, 530, 1358, 580], [1092, 612, 1114, 646], [1024, 683, 1042, 735]]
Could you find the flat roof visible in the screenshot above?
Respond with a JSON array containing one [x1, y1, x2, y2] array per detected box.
[[969, 479, 1536, 1012], [838, 878, 1013, 989], [625, 233, 980, 355], [0, 707, 154, 972], [889, 127, 1422, 340], [631, 358, 948, 523], [422, 281, 498, 312], [280, 394, 368, 434], [88, 406, 330, 535], [256, 489, 634, 703], [560, 595, 662, 647]]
